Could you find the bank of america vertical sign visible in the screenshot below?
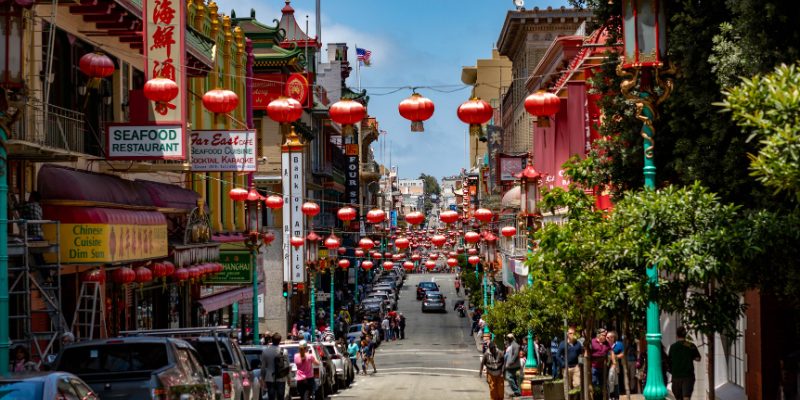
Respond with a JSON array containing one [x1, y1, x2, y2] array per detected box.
[[282, 150, 305, 282]]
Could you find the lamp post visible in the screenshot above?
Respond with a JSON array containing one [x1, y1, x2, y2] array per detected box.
[[619, 1, 673, 399], [518, 156, 543, 396], [323, 234, 341, 334], [306, 231, 321, 341]]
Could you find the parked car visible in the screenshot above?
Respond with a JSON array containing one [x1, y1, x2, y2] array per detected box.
[[416, 281, 440, 300], [421, 291, 447, 313], [240, 346, 291, 400], [182, 336, 255, 400], [347, 323, 366, 343], [371, 286, 398, 301], [54, 336, 215, 400], [0, 372, 98, 400], [360, 298, 387, 321], [322, 341, 354, 389], [366, 292, 396, 311], [312, 342, 338, 394], [279, 341, 328, 400]]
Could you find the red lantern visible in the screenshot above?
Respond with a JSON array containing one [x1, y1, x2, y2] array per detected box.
[[439, 210, 459, 225], [405, 211, 425, 226], [82, 269, 106, 284], [464, 231, 481, 244], [411, 253, 421, 262], [173, 267, 189, 282], [468, 256, 480, 265], [302, 202, 320, 217], [262, 231, 276, 246], [392, 254, 404, 261], [484, 233, 498, 243], [150, 263, 168, 279], [267, 96, 303, 124], [338, 247, 347, 256], [290, 236, 305, 248], [324, 234, 341, 250], [382, 261, 395, 271], [202, 88, 239, 114], [188, 266, 201, 280], [524, 91, 560, 127], [429, 253, 439, 261], [245, 186, 263, 202], [501, 226, 517, 238], [229, 187, 248, 201], [337, 207, 357, 222], [79, 52, 115, 78], [431, 235, 447, 248], [395, 237, 410, 250], [163, 261, 175, 277], [361, 260, 374, 271], [338, 259, 351, 269], [424, 260, 436, 270], [265, 195, 284, 209], [329, 99, 366, 137], [358, 238, 375, 251], [372, 252, 382, 260], [398, 92, 435, 132], [468, 248, 478, 256], [143, 78, 179, 103], [366, 209, 386, 224], [447, 258, 458, 267], [474, 208, 493, 223], [354, 249, 365, 258], [457, 97, 493, 136], [403, 261, 414, 271], [134, 266, 153, 284], [111, 267, 135, 285]]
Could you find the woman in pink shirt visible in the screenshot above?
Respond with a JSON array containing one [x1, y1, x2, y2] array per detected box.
[[294, 340, 320, 400]]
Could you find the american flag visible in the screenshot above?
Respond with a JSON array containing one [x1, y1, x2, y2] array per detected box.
[[356, 47, 372, 66]]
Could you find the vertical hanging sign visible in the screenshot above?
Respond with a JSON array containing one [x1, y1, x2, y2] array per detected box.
[[143, 0, 186, 124], [282, 138, 305, 282]]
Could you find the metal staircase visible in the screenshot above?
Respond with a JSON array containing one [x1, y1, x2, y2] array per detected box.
[[8, 219, 66, 364]]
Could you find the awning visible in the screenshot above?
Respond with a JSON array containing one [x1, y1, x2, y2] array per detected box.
[[136, 179, 201, 211], [198, 283, 264, 312], [39, 165, 154, 208]]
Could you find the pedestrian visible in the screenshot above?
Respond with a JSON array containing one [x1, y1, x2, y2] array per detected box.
[[381, 316, 391, 341], [480, 340, 505, 400], [667, 326, 701, 400], [504, 333, 522, 397], [392, 314, 400, 340], [470, 308, 482, 336], [398, 313, 406, 340], [348, 339, 361, 376], [557, 327, 584, 391], [260, 333, 289, 400], [589, 328, 612, 400], [550, 336, 562, 379], [454, 277, 461, 296], [293, 340, 320, 400], [363, 336, 377, 374], [10, 346, 37, 372], [625, 339, 639, 393], [607, 331, 624, 400]]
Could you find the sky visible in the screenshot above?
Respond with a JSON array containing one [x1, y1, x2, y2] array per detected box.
[[215, 0, 569, 180]]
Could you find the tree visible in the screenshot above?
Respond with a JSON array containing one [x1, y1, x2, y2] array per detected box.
[[418, 173, 441, 214]]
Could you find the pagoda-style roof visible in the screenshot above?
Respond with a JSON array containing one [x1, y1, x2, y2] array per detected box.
[[278, 0, 319, 49], [232, 8, 306, 72]]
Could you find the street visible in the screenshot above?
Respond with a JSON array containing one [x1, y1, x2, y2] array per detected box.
[[335, 273, 488, 400]]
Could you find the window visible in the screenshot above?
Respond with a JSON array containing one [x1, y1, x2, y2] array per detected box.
[[188, 340, 234, 366], [70, 378, 97, 400], [56, 378, 80, 400], [59, 343, 169, 375]]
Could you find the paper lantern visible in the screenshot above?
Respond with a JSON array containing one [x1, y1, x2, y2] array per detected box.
[[203, 88, 239, 114], [366, 209, 386, 224], [290, 236, 305, 248], [337, 207, 357, 222], [329, 99, 366, 137], [79, 52, 115, 78], [228, 187, 248, 201], [143, 78, 179, 103], [501, 226, 517, 238], [111, 267, 135, 285], [134, 266, 153, 284], [383, 261, 395, 271], [474, 208, 493, 223], [424, 260, 436, 270], [265, 195, 284, 209], [267, 96, 303, 124], [439, 210, 459, 225], [468, 256, 481, 265], [447, 258, 458, 267], [398, 92, 435, 132], [338, 259, 351, 269], [405, 211, 425, 226], [361, 260, 374, 270], [464, 231, 481, 244], [301, 202, 321, 217], [524, 91, 560, 127], [394, 237, 410, 250], [173, 267, 190, 282], [82, 269, 106, 284], [403, 261, 415, 271], [358, 238, 375, 251], [457, 97, 493, 136]]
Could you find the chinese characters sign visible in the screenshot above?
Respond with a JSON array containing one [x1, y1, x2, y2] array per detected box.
[[282, 149, 305, 282], [205, 251, 253, 285], [190, 130, 257, 172], [144, 0, 185, 124]]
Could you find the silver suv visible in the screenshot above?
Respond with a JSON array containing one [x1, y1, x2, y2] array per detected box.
[[279, 341, 329, 399]]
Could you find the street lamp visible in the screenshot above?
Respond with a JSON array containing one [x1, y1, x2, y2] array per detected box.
[[324, 233, 341, 335], [517, 157, 543, 395], [620, 1, 673, 399], [305, 231, 321, 341]]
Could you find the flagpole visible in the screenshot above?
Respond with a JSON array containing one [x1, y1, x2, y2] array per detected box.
[[355, 44, 362, 91]]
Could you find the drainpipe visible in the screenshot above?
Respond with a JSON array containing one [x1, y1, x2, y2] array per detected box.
[[0, 121, 10, 376]]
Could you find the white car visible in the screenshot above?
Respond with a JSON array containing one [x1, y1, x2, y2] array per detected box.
[[279, 342, 329, 400], [322, 341, 354, 389], [240, 346, 291, 400]]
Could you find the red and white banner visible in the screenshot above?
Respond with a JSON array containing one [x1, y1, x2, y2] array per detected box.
[[143, 0, 185, 125], [190, 130, 257, 172]]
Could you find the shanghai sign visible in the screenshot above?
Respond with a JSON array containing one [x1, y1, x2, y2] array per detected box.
[[205, 251, 252, 285], [190, 130, 257, 172]]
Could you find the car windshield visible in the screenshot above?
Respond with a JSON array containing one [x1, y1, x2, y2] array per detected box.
[[425, 293, 444, 300], [419, 282, 438, 289], [59, 343, 169, 374], [324, 345, 337, 355], [187, 340, 234, 366], [0, 381, 42, 399], [242, 350, 260, 368], [348, 325, 362, 333], [282, 347, 300, 363]]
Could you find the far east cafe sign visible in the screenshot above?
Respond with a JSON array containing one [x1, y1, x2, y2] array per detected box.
[[106, 0, 186, 160]]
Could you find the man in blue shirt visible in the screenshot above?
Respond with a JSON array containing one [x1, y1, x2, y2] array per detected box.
[[556, 327, 584, 391]]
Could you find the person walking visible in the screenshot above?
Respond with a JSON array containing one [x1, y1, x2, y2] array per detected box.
[[260, 333, 289, 400], [381, 316, 391, 341], [504, 333, 522, 397], [589, 329, 612, 400], [347, 339, 361, 376], [550, 336, 562, 379], [668, 326, 701, 400], [480, 340, 505, 400], [294, 341, 320, 400], [363, 336, 377, 374], [607, 331, 624, 400], [398, 313, 406, 340], [454, 277, 461, 296], [557, 327, 584, 391]]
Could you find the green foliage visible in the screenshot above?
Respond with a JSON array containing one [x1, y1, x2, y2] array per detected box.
[[419, 173, 441, 214], [718, 63, 800, 202]]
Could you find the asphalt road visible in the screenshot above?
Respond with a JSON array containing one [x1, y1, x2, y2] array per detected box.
[[332, 272, 488, 400]]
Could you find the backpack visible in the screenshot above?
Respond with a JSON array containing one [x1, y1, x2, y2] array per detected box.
[[274, 349, 291, 379]]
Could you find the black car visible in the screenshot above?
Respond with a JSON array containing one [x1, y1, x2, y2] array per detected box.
[[421, 291, 447, 313], [54, 337, 215, 400], [416, 281, 440, 300]]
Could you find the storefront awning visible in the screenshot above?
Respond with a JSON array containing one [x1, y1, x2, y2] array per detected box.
[[198, 283, 264, 313], [136, 179, 201, 212], [39, 165, 154, 208]]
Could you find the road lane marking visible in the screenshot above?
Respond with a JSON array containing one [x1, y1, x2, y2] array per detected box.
[[372, 367, 480, 373]]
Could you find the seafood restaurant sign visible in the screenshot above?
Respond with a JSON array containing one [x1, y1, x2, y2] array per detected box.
[[190, 130, 257, 172], [107, 124, 185, 160]]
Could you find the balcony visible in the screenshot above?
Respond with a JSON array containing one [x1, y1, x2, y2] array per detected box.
[[499, 233, 530, 257], [8, 102, 88, 160]]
